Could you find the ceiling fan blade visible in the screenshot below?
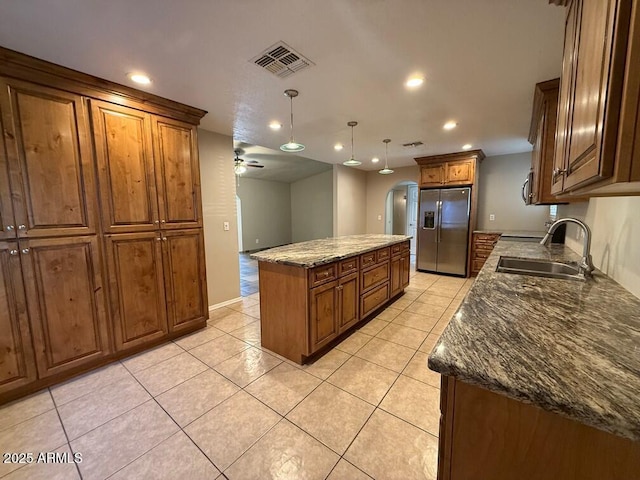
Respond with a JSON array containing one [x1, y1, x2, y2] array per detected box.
[[246, 164, 264, 168]]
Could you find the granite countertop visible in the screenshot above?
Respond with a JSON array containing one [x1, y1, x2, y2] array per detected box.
[[428, 240, 640, 441], [473, 229, 547, 238], [251, 234, 411, 267]]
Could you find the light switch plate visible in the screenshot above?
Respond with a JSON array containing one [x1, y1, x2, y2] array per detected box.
[[489, 214, 495, 221], [223, 221, 230, 231]]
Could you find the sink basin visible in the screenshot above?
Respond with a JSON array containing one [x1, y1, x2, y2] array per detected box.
[[496, 256, 586, 282]]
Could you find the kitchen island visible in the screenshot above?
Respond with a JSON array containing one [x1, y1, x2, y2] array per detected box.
[[428, 240, 640, 480], [252, 234, 411, 363]]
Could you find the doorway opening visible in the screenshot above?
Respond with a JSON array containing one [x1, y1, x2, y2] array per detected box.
[[384, 181, 418, 255]]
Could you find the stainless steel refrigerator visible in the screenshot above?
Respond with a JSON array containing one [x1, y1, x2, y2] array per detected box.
[[417, 187, 471, 276]]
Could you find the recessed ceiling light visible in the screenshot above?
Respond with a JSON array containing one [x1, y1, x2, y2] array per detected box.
[[462, 144, 473, 150], [443, 121, 457, 130], [334, 144, 344, 151], [405, 76, 424, 88], [371, 157, 380, 163], [128, 73, 151, 85], [269, 122, 282, 130]]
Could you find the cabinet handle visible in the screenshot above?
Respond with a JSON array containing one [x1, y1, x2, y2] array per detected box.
[[161, 220, 166, 224], [156, 237, 161, 241], [162, 237, 167, 241], [18, 225, 26, 230], [9, 249, 18, 256], [154, 220, 160, 224], [21, 248, 30, 254], [6, 225, 14, 231], [552, 168, 567, 179]]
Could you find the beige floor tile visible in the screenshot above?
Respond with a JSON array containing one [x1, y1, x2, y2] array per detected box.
[[334, 331, 372, 355], [3, 444, 80, 480], [214, 347, 282, 387], [174, 326, 225, 351], [357, 318, 389, 336], [189, 335, 251, 367], [408, 278, 438, 290], [379, 375, 441, 436], [402, 351, 441, 388], [400, 288, 425, 300], [58, 375, 150, 440], [376, 323, 428, 349], [110, 431, 219, 480], [374, 306, 403, 321], [227, 297, 260, 312], [286, 383, 374, 454], [207, 306, 238, 321], [0, 410, 67, 477], [354, 338, 415, 373], [345, 409, 438, 480], [404, 301, 447, 318], [296, 349, 351, 380], [327, 357, 398, 405], [51, 362, 132, 406], [241, 304, 261, 319], [247, 292, 260, 301], [133, 352, 208, 396], [121, 342, 184, 374], [392, 311, 440, 332], [185, 391, 281, 471], [0, 390, 54, 433], [418, 334, 441, 354], [71, 400, 179, 480], [229, 320, 261, 345], [208, 311, 256, 333], [388, 296, 414, 310], [431, 311, 456, 335], [245, 363, 321, 415], [414, 291, 454, 307], [156, 370, 239, 427], [327, 459, 373, 480], [225, 419, 338, 480]]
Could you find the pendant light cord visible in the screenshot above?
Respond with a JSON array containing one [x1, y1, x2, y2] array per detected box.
[[289, 96, 295, 143], [350, 125, 355, 159]]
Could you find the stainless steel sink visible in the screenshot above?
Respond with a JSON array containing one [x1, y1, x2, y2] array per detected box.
[[496, 256, 586, 282]]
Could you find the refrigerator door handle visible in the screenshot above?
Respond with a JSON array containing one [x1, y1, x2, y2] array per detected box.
[[436, 200, 442, 243]]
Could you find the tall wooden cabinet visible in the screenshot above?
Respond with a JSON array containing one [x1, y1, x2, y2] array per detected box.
[[0, 46, 207, 403]]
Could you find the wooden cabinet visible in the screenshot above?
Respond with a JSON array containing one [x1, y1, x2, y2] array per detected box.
[[390, 241, 411, 297], [420, 164, 445, 187], [470, 232, 501, 276], [0, 78, 97, 238], [21, 236, 110, 378], [0, 120, 16, 241], [417, 155, 478, 188], [337, 272, 359, 333], [437, 376, 640, 480], [552, 0, 640, 195], [309, 280, 339, 352], [0, 242, 36, 395]]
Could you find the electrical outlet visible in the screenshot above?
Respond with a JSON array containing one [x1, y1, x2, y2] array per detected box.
[[255, 238, 259, 244], [377, 214, 382, 221], [489, 214, 495, 221], [223, 221, 230, 231]]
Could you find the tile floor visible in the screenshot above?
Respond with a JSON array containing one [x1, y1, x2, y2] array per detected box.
[[239, 253, 259, 296], [0, 264, 473, 480]]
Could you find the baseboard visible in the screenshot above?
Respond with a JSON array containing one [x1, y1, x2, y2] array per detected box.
[[209, 296, 243, 312]]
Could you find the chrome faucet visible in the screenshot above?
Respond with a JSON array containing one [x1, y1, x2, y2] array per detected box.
[[540, 218, 595, 277]]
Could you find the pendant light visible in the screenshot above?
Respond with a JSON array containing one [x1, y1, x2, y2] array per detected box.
[[343, 121, 362, 166], [280, 89, 305, 152], [378, 139, 394, 175]]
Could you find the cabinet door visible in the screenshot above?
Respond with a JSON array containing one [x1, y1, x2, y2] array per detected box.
[[338, 272, 359, 333], [531, 109, 545, 204], [309, 280, 339, 353], [445, 160, 474, 186], [390, 255, 403, 298], [420, 164, 444, 187], [0, 78, 97, 237], [22, 236, 110, 378], [105, 232, 168, 351], [91, 100, 159, 233], [0, 107, 17, 240], [153, 118, 202, 230], [401, 252, 410, 288], [0, 242, 36, 395], [162, 229, 208, 333]]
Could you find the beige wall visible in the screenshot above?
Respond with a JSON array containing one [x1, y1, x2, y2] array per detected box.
[[291, 170, 333, 242], [237, 177, 292, 250], [365, 166, 419, 233], [198, 129, 241, 306], [559, 197, 640, 299], [334, 164, 368, 236], [477, 152, 550, 231]]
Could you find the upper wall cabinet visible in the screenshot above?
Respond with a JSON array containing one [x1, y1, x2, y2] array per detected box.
[[416, 151, 483, 188], [0, 78, 97, 237], [0, 111, 16, 241], [552, 0, 640, 195]]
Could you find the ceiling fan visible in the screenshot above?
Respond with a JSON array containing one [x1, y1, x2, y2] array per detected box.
[[234, 148, 264, 174]]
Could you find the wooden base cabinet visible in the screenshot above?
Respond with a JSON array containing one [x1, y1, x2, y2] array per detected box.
[[470, 232, 501, 276]]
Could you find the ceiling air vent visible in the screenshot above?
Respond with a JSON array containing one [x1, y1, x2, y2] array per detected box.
[[402, 141, 424, 148], [251, 41, 315, 78]]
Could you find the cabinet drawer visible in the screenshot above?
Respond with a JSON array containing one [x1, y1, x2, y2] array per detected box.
[[360, 251, 377, 268], [472, 258, 488, 273], [474, 243, 495, 252], [402, 241, 410, 252], [474, 233, 500, 242], [391, 244, 402, 256], [339, 257, 358, 276], [309, 263, 337, 287], [473, 250, 491, 260], [377, 247, 390, 262], [361, 262, 389, 292], [360, 282, 390, 319]]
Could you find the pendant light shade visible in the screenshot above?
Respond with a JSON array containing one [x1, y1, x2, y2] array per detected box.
[[280, 89, 305, 152], [343, 121, 362, 166], [378, 139, 394, 175]]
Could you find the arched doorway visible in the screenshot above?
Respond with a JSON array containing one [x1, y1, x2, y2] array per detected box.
[[385, 181, 418, 254]]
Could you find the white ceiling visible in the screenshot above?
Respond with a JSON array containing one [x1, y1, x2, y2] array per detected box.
[[0, 1, 566, 171]]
